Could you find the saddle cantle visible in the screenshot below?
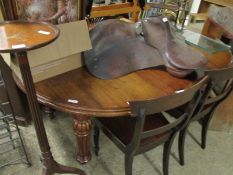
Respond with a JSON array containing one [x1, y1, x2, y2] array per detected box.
[[142, 16, 208, 71], [84, 19, 164, 79], [84, 17, 207, 79]]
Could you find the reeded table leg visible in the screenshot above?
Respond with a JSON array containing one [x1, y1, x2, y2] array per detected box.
[[73, 115, 92, 163], [18, 52, 86, 175]]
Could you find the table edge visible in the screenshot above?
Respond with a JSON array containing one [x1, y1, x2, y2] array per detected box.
[[0, 20, 60, 53], [13, 72, 131, 117]]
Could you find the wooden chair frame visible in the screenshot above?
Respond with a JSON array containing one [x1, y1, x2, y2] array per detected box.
[[178, 65, 233, 166], [93, 75, 208, 175]]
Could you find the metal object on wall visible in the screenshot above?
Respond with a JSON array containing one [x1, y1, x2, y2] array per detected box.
[[176, 0, 192, 29], [145, 0, 192, 29], [0, 72, 31, 169]]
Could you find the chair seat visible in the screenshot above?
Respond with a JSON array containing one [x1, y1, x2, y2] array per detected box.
[[98, 113, 169, 146]]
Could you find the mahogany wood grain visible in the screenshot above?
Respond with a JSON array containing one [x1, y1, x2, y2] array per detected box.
[[0, 21, 59, 53], [73, 115, 92, 163], [14, 68, 194, 117]]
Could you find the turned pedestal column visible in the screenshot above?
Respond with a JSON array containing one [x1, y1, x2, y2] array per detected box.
[[73, 115, 92, 163]]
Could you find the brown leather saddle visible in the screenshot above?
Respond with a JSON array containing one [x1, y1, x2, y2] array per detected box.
[[84, 17, 208, 79]]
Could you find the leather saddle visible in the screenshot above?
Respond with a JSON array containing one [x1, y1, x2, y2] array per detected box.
[[84, 17, 208, 79]]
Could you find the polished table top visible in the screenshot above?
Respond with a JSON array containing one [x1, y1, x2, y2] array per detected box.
[[0, 21, 59, 53], [14, 66, 194, 116], [14, 50, 231, 117], [37, 68, 194, 117]]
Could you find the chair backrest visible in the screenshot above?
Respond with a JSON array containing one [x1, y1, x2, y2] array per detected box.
[[205, 64, 233, 83], [197, 65, 233, 112], [128, 76, 208, 141]]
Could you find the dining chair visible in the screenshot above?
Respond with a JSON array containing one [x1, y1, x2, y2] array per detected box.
[[93, 75, 208, 175], [178, 64, 233, 166]]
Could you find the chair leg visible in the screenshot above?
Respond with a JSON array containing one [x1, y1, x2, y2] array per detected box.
[[201, 111, 214, 149], [178, 128, 188, 166], [163, 133, 176, 175], [94, 125, 100, 156], [125, 154, 134, 175]]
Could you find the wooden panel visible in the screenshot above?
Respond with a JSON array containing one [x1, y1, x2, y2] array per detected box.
[[204, 0, 233, 7], [90, 0, 141, 22], [199, 0, 233, 13]]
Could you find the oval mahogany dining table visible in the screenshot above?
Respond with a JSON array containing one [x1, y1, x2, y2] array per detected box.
[[13, 47, 232, 164]]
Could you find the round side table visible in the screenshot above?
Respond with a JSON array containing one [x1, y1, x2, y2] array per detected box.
[[0, 21, 85, 175]]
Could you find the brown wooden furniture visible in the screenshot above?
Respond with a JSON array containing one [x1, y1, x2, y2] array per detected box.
[[12, 49, 232, 164], [191, 0, 233, 37], [199, 0, 233, 13], [14, 66, 194, 162], [199, 0, 233, 39], [91, 0, 141, 22], [178, 64, 233, 166], [0, 21, 85, 175], [90, 0, 180, 22], [201, 17, 233, 40], [93, 75, 208, 175]]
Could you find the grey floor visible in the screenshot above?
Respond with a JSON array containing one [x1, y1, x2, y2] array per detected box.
[[0, 111, 233, 175]]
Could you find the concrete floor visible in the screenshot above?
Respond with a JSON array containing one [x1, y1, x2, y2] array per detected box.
[[0, 111, 233, 175]]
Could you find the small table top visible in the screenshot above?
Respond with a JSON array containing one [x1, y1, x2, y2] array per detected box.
[[0, 21, 59, 53]]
